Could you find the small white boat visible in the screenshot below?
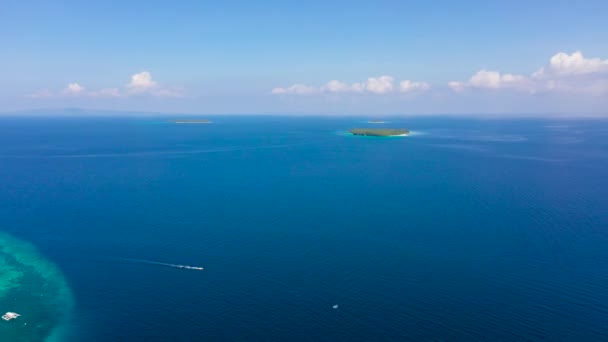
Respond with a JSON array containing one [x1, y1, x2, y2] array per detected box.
[[2, 312, 20, 321]]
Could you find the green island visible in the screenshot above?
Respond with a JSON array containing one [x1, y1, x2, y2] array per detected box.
[[349, 128, 410, 137], [367, 120, 387, 124], [173, 119, 212, 124]]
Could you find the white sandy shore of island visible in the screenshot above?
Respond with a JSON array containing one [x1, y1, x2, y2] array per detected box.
[[336, 130, 419, 137], [346, 132, 410, 137]]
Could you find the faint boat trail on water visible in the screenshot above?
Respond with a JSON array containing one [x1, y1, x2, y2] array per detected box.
[[119, 258, 204, 271], [0, 142, 312, 159]]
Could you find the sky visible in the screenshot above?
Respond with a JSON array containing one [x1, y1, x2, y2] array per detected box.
[[1, 0, 607, 115]]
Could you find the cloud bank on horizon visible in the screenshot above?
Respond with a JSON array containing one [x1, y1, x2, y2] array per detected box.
[[272, 51, 608, 97], [20, 51, 608, 115], [449, 51, 608, 95], [30, 71, 184, 99], [271, 76, 430, 95]]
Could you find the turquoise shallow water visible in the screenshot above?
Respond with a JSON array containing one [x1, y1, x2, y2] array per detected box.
[[0, 115, 607, 341], [0, 232, 73, 341]]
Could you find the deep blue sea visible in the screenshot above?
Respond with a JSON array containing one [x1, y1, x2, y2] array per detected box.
[[1, 116, 607, 341]]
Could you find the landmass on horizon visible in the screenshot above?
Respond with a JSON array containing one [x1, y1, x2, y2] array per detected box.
[[349, 128, 409, 137], [173, 119, 212, 124]]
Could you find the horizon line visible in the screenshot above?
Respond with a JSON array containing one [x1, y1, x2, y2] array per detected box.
[[1, 108, 608, 119]]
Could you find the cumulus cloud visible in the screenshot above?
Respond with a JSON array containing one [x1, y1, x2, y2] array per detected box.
[[365, 76, 394, 94], [272, 76, 429, 96], [447, 81, 466, 92], [535, 51, 608, 77], [125, 71, 183, 97], [271, 84, 318, 95], [29, 71, 183, 99], [399, 80, 431, 93], [127, 71, 157, 92], [450, 51, 608, 95], [470, 71, 526, 89], [321, 80, 366, 93], [64, 83, 85, 95], [449, 70, 527, 91]]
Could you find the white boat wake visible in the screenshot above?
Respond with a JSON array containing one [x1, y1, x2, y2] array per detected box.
[[120, 258, 204, 271]]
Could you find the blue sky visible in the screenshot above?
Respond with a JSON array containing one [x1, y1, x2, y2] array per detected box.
[[1, 0, 607, 115]]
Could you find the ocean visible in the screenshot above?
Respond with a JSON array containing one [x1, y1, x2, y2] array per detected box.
[[0, 115, 607, 341]]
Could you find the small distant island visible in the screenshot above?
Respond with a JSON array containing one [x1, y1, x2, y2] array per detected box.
[[368, 120, 387, 124], [173, 119, 212, 124], [349, 128, 409, 137]]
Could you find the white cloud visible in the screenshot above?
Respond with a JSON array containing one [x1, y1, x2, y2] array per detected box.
[[271, 84, 318, 95], [470, 70, 526, 89], [321, 80, 365, 93], [65, 84, 125, 98], [448, 81, 466, 92], [365, 76, 394, 94], [399, 80, 431, 93], [451, 70, 527, 91], [535, 51, 608, 77], [273, 75, 422, 96], [450, 51, 608, 95], [126, 71, 183, 97], [29, 71, 183, 99], [127, 71, 157, 92], [270, 88, 287, 94], [351, 83, 366, 93], [531, 51, 608, 95], [64, 83, 85, 95]]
